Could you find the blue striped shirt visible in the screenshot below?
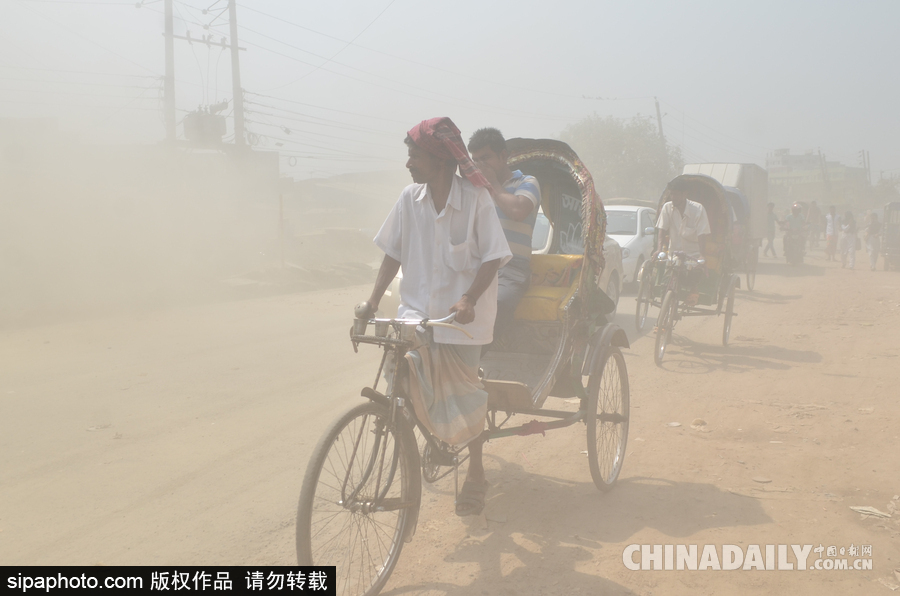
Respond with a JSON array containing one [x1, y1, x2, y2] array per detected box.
[[497, 170, 541, 270]]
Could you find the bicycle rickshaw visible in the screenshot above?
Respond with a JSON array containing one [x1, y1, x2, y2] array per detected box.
[[882, 201, 900, 271], [296, 139, 631, 596], [682, 163, 768, 291], [634, 174, 741, 366]]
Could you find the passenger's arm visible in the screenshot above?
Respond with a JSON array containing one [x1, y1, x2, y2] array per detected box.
[[481, 167, 535, 222], [492, 189, 535, 222], [365, 255, 401, 315], [450, 258, 502, 325]]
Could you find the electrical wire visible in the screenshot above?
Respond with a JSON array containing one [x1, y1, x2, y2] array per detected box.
[[233, 26, 574, 122], [244, 116, 398, 150], [269, 0, 396, 90], [244, 100, 398, 136], [9, 0, 161, 76], [245, 92, 406, 126], [0, 76, 157, 90], [239, 4, 651, 103]]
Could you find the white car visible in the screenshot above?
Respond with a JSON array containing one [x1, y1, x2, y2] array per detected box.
[[604, 204, 657, 285], [380, 208, 625, 318]]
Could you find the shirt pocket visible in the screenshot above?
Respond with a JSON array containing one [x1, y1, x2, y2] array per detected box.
[[444, 238, 475, 272]]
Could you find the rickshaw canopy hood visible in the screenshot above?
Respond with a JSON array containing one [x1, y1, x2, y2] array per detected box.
[[504, 138, 609, 317]]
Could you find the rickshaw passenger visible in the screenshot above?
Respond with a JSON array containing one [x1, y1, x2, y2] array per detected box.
[[364, 117, 512, 517], [468, 128, 542, 352], [656, 179, 712, 306]]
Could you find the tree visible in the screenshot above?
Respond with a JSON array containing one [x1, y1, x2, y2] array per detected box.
[[559, 114, 683, 201]]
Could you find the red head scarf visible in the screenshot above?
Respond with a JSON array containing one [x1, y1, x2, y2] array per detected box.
[[407, 117, 492, 191]]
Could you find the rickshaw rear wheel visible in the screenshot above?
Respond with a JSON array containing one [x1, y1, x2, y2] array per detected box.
[[654, 290, 677, 366], [722, 278, 736, 347], [297, 401, 418, 596], [585, 347, 630, 492], [634, 260, 652, 332]]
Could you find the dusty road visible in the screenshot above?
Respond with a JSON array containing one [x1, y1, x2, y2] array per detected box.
[[2, 252, 899, 594]]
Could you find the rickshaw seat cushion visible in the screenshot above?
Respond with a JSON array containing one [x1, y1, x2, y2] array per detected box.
[[528, 254, 583, 287], [514, 254, 583, 321]]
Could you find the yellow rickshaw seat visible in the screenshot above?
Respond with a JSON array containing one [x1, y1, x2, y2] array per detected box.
[[514, 254, 583, 321]]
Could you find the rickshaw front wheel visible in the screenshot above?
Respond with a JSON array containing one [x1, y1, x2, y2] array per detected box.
[[654, 290, 677, 366], [585, 347, 630, 492], [722, 278, 737, 347], [746, 246, 758, 291], [297, 401, 419, 596], [634, 260, 652, 332]]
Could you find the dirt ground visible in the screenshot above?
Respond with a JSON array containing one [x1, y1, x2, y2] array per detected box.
[[2, 246, 899, 594]]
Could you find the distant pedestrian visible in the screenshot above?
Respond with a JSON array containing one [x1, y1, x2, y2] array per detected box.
[[764, 202, 778, 257], [824, 205, 837, 261], [840, 211, 857, 269], [865, 212, 882, 271]]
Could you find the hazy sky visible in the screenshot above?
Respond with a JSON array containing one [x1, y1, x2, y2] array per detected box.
[[2, 0, 898, 181]]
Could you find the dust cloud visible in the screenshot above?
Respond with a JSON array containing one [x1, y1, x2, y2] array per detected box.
[[0, 117, 407, 328]]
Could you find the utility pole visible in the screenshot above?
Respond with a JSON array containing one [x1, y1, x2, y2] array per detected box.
[[164, 0, 176, 143], [654, 97, 665, 141], [228, 0, 245, 147]]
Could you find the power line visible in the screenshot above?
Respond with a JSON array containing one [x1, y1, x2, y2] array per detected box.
[[243, 126, 395, 161], [0, 86, 160, 100], [14, 0, 135, 4], [0, 64, 156, 79], [269, 0, 396, 90], [245, 101, 397, 139], [0, 75, 157, 90], [240, 4, 650, 103], [0, 97, 162, 111], [9, 0, 161, 76], [243, 116, 398, 150], [244, 92, 405, 126], [660, 99, 769, 153], [233, 25, 574, 122]]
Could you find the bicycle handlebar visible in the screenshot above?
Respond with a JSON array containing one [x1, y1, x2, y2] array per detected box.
[[352, 308, 474, 340]]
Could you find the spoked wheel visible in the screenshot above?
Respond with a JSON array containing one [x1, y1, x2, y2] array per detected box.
[[297, 402, 419, 596], [654, 290, 677, 367], [746, 247, 758, 291], [634, 260, 652, 331], [585, 347, 630, 491], [722, 278, 736, 347]]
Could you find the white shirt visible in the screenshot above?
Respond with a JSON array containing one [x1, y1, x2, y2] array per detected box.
[[374, 175, 512, 345], [825, 213, 835, 236], [656, 199, 712, 258]]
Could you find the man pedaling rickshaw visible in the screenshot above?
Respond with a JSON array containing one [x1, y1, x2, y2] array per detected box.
[[655, 178, 712, 307], [361, 117, 512, 517]]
